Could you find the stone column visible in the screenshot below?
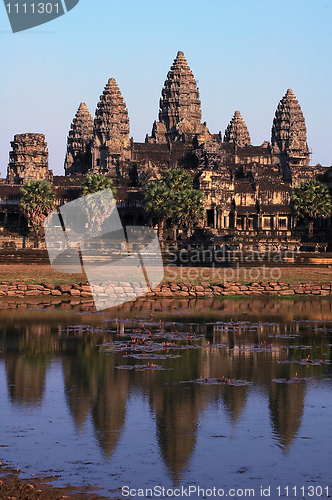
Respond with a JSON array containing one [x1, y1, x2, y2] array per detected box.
[[258, 215, 261, 230], [220, 212, 224, 229]]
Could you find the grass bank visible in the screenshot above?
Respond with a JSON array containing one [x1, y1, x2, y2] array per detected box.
[[1, 263, 332, 286]]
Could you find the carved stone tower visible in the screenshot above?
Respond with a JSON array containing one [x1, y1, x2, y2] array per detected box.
[[271, 89, 310, 182], [91, 78, 131, 177], [64, 102, 93, 175], [224, 111, 251, 147], [7, 133, 53, 184], [147, 51, 210, 144]]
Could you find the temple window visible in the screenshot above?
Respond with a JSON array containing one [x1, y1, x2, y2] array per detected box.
[[263, 217, 271, 229], [248, 218, 253, 229], [236, 217, 245, 230], [279, 218, 287, 229]]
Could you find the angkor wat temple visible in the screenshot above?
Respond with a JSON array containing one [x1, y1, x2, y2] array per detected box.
[[1, 51, 331, 247]]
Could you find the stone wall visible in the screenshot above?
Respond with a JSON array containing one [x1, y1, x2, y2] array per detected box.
[[1, 280, 332, 299]]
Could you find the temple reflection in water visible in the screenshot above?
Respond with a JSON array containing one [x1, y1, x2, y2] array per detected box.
[[0, 297, 331, 481]]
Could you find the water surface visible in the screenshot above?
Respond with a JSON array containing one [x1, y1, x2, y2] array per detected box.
[[0, 297, 331, 498]]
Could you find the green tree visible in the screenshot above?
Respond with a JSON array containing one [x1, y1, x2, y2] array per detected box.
[[160, 168, 193, 192], [176, 189, 205, 238], [143, 168, 205, 241], [20, 180, 55, 234], [142, 181, 170, 238], [80, 174, 115, 196], [80, 174, 117, 231], [291, 180, 332, 236]]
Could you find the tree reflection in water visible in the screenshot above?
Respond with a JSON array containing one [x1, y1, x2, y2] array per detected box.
[[0, 297, 331, 482]]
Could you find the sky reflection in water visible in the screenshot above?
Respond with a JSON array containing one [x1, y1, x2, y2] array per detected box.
[[0, 297, 331, 496]]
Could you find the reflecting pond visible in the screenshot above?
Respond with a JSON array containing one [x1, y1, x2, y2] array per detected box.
[[0, 297, 332, 498]]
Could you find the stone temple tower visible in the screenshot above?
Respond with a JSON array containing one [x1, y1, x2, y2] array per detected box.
[[91, 78, 131, 177], [147, 51, 210, 144], [271, 89, 310, 182], [7, 133, 53, 184], [64, 102, 93, 175], [224, 111, 251, 148]]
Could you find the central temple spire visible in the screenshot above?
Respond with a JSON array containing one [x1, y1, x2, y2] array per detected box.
[[159, 51, 202, 134], [146, 51, 210, 144]]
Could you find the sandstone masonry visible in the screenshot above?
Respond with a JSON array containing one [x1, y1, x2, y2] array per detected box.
[[1, 281, 332, 299]]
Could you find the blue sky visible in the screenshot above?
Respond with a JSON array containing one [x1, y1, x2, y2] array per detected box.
[[0, 0, 331, 177]]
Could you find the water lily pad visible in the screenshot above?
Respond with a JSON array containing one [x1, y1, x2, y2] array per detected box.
[[115, 364, 171, 371], [176, 378, 253, 386], [272, 377, 314, 384]]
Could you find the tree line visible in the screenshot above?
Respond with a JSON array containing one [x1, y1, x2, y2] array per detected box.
[[18, 170, 332, 239]]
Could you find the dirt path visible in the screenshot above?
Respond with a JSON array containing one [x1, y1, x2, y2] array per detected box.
[[1, 263, 332, 286], [0, 468, 115, 500]]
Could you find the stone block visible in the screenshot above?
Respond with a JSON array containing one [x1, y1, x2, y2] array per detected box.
[[59, 284, 72, 292], [41, 283, 56, 290]]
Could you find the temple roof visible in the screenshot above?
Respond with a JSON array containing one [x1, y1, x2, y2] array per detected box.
[[64, 103, 93, 174], [271, 89, 309, 157], [158, 51, 202, 133], [93, 78, 130, 142], [224, 111, 251, 147], [66, 103, 93, 148], [234, 180, 254, 193]]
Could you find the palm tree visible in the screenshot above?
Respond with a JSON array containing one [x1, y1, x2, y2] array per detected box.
[[142, 181, 170, 239], [20, 180, 55, 235], [176, 189, 205, 238], [291, 180, 332, 237], [80, 174, 115, 196], [161, 168, 193, 192], [143, 167, 205, 243], [80, 174, 117, 232], [160, 169, 196, 241]]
